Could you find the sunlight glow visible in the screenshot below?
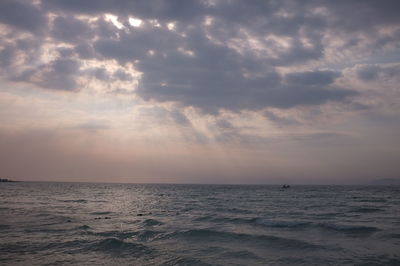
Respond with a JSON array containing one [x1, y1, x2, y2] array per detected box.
[[129, 17, 142, 27], [105, 14, 124, 29], [167, 22, 176, 31]]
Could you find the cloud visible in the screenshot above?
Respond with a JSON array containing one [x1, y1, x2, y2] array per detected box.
[[0, 45, 15, 67], [42, 0, 207, 21], [22, 59, 81, 91], [169, 109, 191, 126], [0, 0, 47, 34], [113, 69, 133, 81], [51, 16, 93, 43], [357, 64, 400, 81], [323, 0, 400, 31], [84, 67, 110, 81], [285, 71, 340, 86], [264, 110, 301, 127], [357, 65, 381, 81], [0, 0, 399, 113]]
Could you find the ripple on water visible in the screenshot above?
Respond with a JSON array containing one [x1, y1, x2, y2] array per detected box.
[[59, 199, 87, 203], [162, 256, 212, 266], [142, 218, 163, 226], [1, 183, 399, 265], [318, 223, 380, 234], [136, 230, 165, 241], [85, 238, 151, 256], [161, 229, 324, 250], [349, 207, 384, 213], [255, 219, 311, 228], [90, 211, 113, 215]]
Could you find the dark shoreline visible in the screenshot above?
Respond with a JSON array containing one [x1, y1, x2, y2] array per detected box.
[[0, 179, 19, 182]]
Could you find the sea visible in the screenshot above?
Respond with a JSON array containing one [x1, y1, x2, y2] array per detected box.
[[1, 182, 399, 265]]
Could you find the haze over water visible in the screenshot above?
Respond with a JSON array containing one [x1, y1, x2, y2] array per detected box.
[[1, 182, 400, 265]]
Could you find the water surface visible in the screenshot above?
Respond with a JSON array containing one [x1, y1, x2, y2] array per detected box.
[[1, 183, 399, 265]]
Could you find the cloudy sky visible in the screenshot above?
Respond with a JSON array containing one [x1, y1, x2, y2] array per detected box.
[[0, 0, 399, 184]]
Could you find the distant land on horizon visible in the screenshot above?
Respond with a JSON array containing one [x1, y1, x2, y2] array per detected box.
[[0, 178, 18, 182], [2, 178, 400, 186]]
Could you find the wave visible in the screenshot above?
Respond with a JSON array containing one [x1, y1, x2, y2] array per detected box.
[[213, 207, 253, 214], [197, 216, 311, 228], [91, 230, 138, 240], [24, 227, 70, 234], [255, 219, 310, 228], [86, 238, 150, 255], [0, 239, 90, 254], [194, 216, 255, 225], [161, 229, 324, 250], [349, 207, 384, 213], [87, 229, 165, 242], [142, 219, 163, 226], [76, 225, 91, 230], [59, 199, 87, 203], [136, 230, 164, 241], [90, 211, 112, 215], [221, 250, 261, 260], [354, 254, 400, 266], [7, 237, 153, 257], [162, 256, 212, 266], [254, 218, 380, 234], [196, 216, 312, 229], [0, 224, 10, 231], [381, 233, 400, 239], [356, 198, 387, 203], [319, 223, 380, 234]]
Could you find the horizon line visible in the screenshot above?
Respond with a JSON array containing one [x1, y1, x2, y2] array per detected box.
[[2, 179, 399, 186]]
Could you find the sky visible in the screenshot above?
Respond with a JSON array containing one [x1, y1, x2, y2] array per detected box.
[[0, 0, 399, 184]]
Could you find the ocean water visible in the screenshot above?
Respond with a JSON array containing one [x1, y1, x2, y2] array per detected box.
[[1, 183, 400, 265]]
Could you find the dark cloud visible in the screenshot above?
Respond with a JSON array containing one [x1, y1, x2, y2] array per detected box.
[[84, 67, 109, 81], [0, 45, 15, 67], [51, 16, 93, 43], [14, 59, 81, 91], [169, 109, 191, 126], [0, 0, 47, 34], [37, 59, 81, 91], [357, 64, 400, 81], [136, 55, 355, 113], [57, 47, 75, 58], [264, 111, 301, 127], [93, 25, 182, 63], [322, 0, 400, 31], [286, 71, 340, 86], [215, 119, 234, 130], [212, 119, 243, 144], [0, 37, 42, 72], [1, 0, 399, 111], [357, 65, 381, 81], [211, 118, 269, 145], [41, 0, 207, 21], [113, 69, 133, 81], [74, 43, 95, 59]]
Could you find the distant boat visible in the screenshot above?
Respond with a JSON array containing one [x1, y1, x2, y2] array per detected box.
[[282, 184, 290, 189]]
